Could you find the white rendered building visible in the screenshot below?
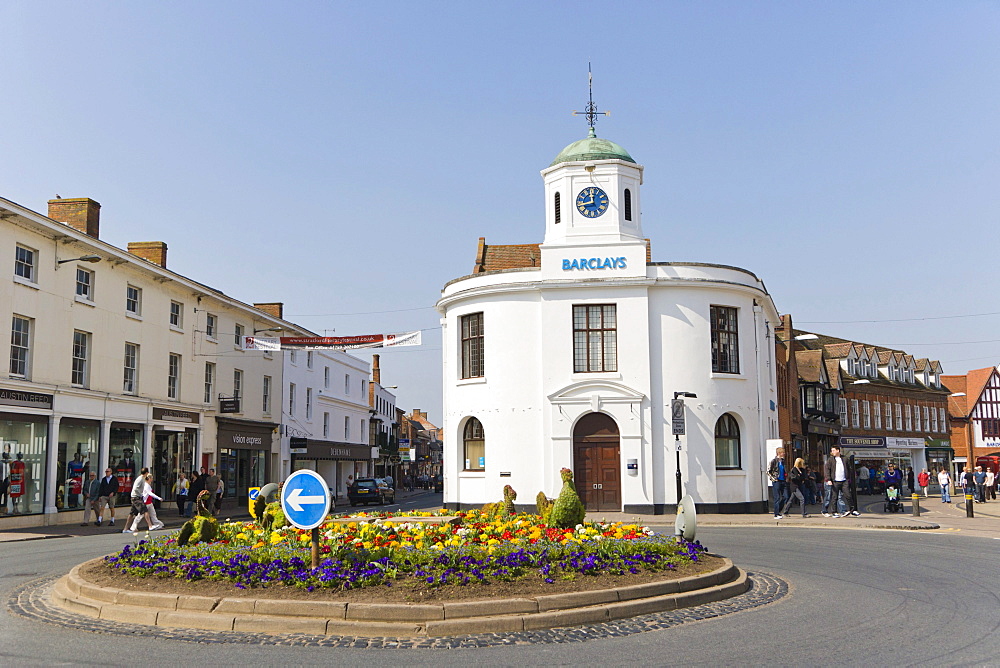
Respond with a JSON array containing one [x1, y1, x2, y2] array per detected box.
[[438, 127, 781, 513]]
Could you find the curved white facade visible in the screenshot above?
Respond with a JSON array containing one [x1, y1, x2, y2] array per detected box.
[[437, 135, 780, 514]]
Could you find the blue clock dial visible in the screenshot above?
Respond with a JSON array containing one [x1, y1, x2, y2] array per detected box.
[[576, 187, 609, 218]]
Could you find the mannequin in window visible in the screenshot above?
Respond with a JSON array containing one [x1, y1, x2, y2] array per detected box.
[[9, 453, 25, 514], [67, 452, 86, 508]]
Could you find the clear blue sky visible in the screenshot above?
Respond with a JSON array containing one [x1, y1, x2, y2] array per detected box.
[[3, 1, 999, 423]]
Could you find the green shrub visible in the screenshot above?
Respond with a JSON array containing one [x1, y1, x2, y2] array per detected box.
[[548, 467, 585, 528], [535, 492, 554, 524]]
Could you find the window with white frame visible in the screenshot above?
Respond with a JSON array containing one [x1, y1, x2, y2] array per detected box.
[[916, 405, 924, 431], [922, 406, 930, 432], [905, 404, 912, 431], [714, 414, 742, 469], [306, 388, 313, 420], [885, 402, 892, 430], [575, 304, 619, 373], [288, 383, 296, 416], [850, 399, 860, 428], [167, 353, 181, 399], [204, 362, 215, 404], [72, 331, 90, 387], [862, 400, 871, 428], [839, 398, 848, 424], [169, 301, 183, 328], [233, 368, 243, 401], [126, 285, 141, 316], [307, 351, 313, 369], [344, 416, 350, 440], [262, 375, 271, 413], [874, 401, 881, 429], [76, 267, 94, 301], [930, 406, 937, 433], [461, 312, 486, 377], [344, 374, 350, 395], [205, 313, 217, 339], [14, 245, 36, 282], [123, 342, 138, 395], [463, 418, 485, 471], [324, 367, 330, 389], [895, 403, 903, 430], [234, 323, 244, 347], [323, 412, 330, 438], [939, 407, 945, 432], [9, 315, 31, 378], [290, 350, 297, 364]]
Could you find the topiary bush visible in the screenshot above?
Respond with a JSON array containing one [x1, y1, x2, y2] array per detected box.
[[535, 491, 554, 524], [502, 484, 517, 516], [177, 490, 219, 547], [548, 467, 585, 528]]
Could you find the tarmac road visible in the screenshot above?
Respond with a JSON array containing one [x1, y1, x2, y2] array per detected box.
[[3, 517, 999, 666]]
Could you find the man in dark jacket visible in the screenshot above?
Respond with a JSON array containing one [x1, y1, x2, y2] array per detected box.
[[187, 472, 204, 516], [96, 467, 120, 527], [767, 447, 789, 519], [203, 468, 221, 515], [823, 446, 853, 518]]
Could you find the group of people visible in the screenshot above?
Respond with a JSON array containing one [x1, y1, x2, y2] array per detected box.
[[769, 446, 862, 519], [79, 466, 224, 532]]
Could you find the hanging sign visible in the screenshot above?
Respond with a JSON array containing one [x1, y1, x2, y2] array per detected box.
[[242, 331, 421, 351]]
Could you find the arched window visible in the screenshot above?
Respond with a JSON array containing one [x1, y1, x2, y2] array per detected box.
[[624, 188, 632, 221], [715, 414, 741, 469], [554, 192, 561, 224], [463, 417, 485, 471]]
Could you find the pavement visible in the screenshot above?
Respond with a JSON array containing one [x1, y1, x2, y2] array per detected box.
[[3, 489, 999, 543]]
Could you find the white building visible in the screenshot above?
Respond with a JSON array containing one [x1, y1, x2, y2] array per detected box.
[[282, 347, 378, 501], [437, 127, 781, 514], [0, 196, 311, 527]]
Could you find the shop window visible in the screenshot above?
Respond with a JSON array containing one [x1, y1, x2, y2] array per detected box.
[[57, 423, 98, 511], [463, 417, 485, 471], [1, 420, 47, 515], [109, 427, 142, 505], [573, 305, 617, 373], [715, 414, 741, 469]]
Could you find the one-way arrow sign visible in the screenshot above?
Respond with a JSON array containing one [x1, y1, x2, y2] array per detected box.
[[280, 469, 331, 530]]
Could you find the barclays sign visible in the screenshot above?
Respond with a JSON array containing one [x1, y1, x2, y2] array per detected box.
[[562, 257, 627, 271]]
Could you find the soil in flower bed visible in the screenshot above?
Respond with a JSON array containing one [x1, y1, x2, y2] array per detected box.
[[80, 554, 723, 604]]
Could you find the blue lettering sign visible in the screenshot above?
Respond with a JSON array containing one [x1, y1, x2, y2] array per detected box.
[[560, 256, 628, 271]]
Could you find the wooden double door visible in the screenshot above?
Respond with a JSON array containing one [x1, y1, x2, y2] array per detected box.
[[573, 412, 622, 512]]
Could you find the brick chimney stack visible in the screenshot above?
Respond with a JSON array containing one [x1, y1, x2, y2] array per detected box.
[[48, 198, 101, 239], [127, 241, 168, 268], [372, 354, 381, 384], [254, 302, 284, 319]]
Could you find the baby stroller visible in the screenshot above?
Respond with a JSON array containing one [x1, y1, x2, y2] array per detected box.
[[884, 485, 904, 513]]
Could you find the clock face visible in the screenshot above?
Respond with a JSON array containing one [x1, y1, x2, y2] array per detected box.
[[576, 187, 609, 218]]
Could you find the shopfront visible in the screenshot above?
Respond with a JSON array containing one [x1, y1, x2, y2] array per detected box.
[[109, 424, 144, 505], [0, 393, 51, 516], [291, 440, 373, 502], [152, 408, 200, 502], [216, 418, 275, 504], [56, 418, 100, 510]]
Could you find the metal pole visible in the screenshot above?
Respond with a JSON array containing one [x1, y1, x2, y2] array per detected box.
[[311, 526, 320, 569], [966, 493, 975, 518], [675, 434, 682, 506]]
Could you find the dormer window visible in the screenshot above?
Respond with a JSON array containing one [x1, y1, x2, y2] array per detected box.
[[624, 188, 632, 221], [554, 192, 561, 224]]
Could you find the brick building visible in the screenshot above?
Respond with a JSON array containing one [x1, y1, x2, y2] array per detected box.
[[942, 366, 1000, 473]]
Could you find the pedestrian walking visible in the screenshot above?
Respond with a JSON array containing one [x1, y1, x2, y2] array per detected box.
[[917, 469, 930, 498], [906, 467, 915, 494], [203, 468, 221, 516], [973, 466, 987, 503], [81, 471, 101, 526], [986, 468, 996, 501], [938, 468, 951, 503], [96, 467, 119, 527], [768, 447, 789, 519], [173, 472, 189, 515], [884, 462, 903, 495], [858, 464, 872, 495], [122, 467, 151, 533], [823, 446, 852, 518], [128, 473, 163, 532], [780, 458, 810, 518], [961, 466, 976, 502], [186, 472, 203, 517]]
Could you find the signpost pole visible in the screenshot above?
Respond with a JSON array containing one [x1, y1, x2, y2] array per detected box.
[[311, 527, 320, 569]]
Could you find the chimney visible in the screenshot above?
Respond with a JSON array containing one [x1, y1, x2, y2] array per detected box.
[[254, 302, 284, 319], [48, 197, 101, 239], [127, 241, 168, 268], [372, 354, 381, 384]]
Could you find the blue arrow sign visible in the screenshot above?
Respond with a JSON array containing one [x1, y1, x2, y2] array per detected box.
[[280, 470, 331, 530]]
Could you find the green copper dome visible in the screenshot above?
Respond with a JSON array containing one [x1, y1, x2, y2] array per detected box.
[[549, 127, 636, 167]]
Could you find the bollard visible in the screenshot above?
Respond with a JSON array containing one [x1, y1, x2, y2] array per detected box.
[[966, 493, 975, 518], [911, 493, 920, 517]]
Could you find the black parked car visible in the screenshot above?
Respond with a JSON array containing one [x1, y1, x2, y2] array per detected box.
[[433, 473, 443, 493], [347, 478, 394, 506]]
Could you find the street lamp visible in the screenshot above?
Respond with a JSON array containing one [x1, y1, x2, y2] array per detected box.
[[254, 326, 285, 334], [794, 333, 818, 341], [56, 254, 101, 267], [851, 379, 870, 385], [673, 391, 698, 505]]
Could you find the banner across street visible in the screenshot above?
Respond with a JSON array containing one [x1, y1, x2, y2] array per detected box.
[[242, 330, 421, 351]]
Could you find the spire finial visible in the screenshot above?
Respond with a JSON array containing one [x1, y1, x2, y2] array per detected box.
[[572, 62, 610, 132]]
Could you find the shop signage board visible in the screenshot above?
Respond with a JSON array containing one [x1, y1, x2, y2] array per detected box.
[[280, 470, 331, 530], [289, 437, 307, 454]]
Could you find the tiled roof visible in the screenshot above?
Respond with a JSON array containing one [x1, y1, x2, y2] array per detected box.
[[877, 350, 894, 364], [825, 359, 843, 389], [942, 374, 969, 418], [915, 358, 929, 371], [824, 342, 853, 358], [795, 350, 825, 383]]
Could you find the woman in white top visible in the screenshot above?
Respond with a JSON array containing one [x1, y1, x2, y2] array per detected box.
[[129, 473, 164, 532], [937, 468, 951, 504]]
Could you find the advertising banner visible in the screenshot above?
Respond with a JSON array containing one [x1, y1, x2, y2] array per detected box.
[[242, 331, 421, 351]]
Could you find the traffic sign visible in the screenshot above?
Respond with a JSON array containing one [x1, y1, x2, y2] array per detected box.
[[248, 487, 261, 517], [671, 399, 686, 436], [280, 470, 331, 530]]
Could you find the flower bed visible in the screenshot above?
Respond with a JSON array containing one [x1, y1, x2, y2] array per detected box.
[[105, 510, 706, 592]]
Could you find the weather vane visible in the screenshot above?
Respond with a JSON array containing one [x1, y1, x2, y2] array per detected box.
[[572, 62, 610, 130]]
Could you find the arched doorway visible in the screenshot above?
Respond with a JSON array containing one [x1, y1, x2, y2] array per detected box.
[[573, 412, 621, 511]]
